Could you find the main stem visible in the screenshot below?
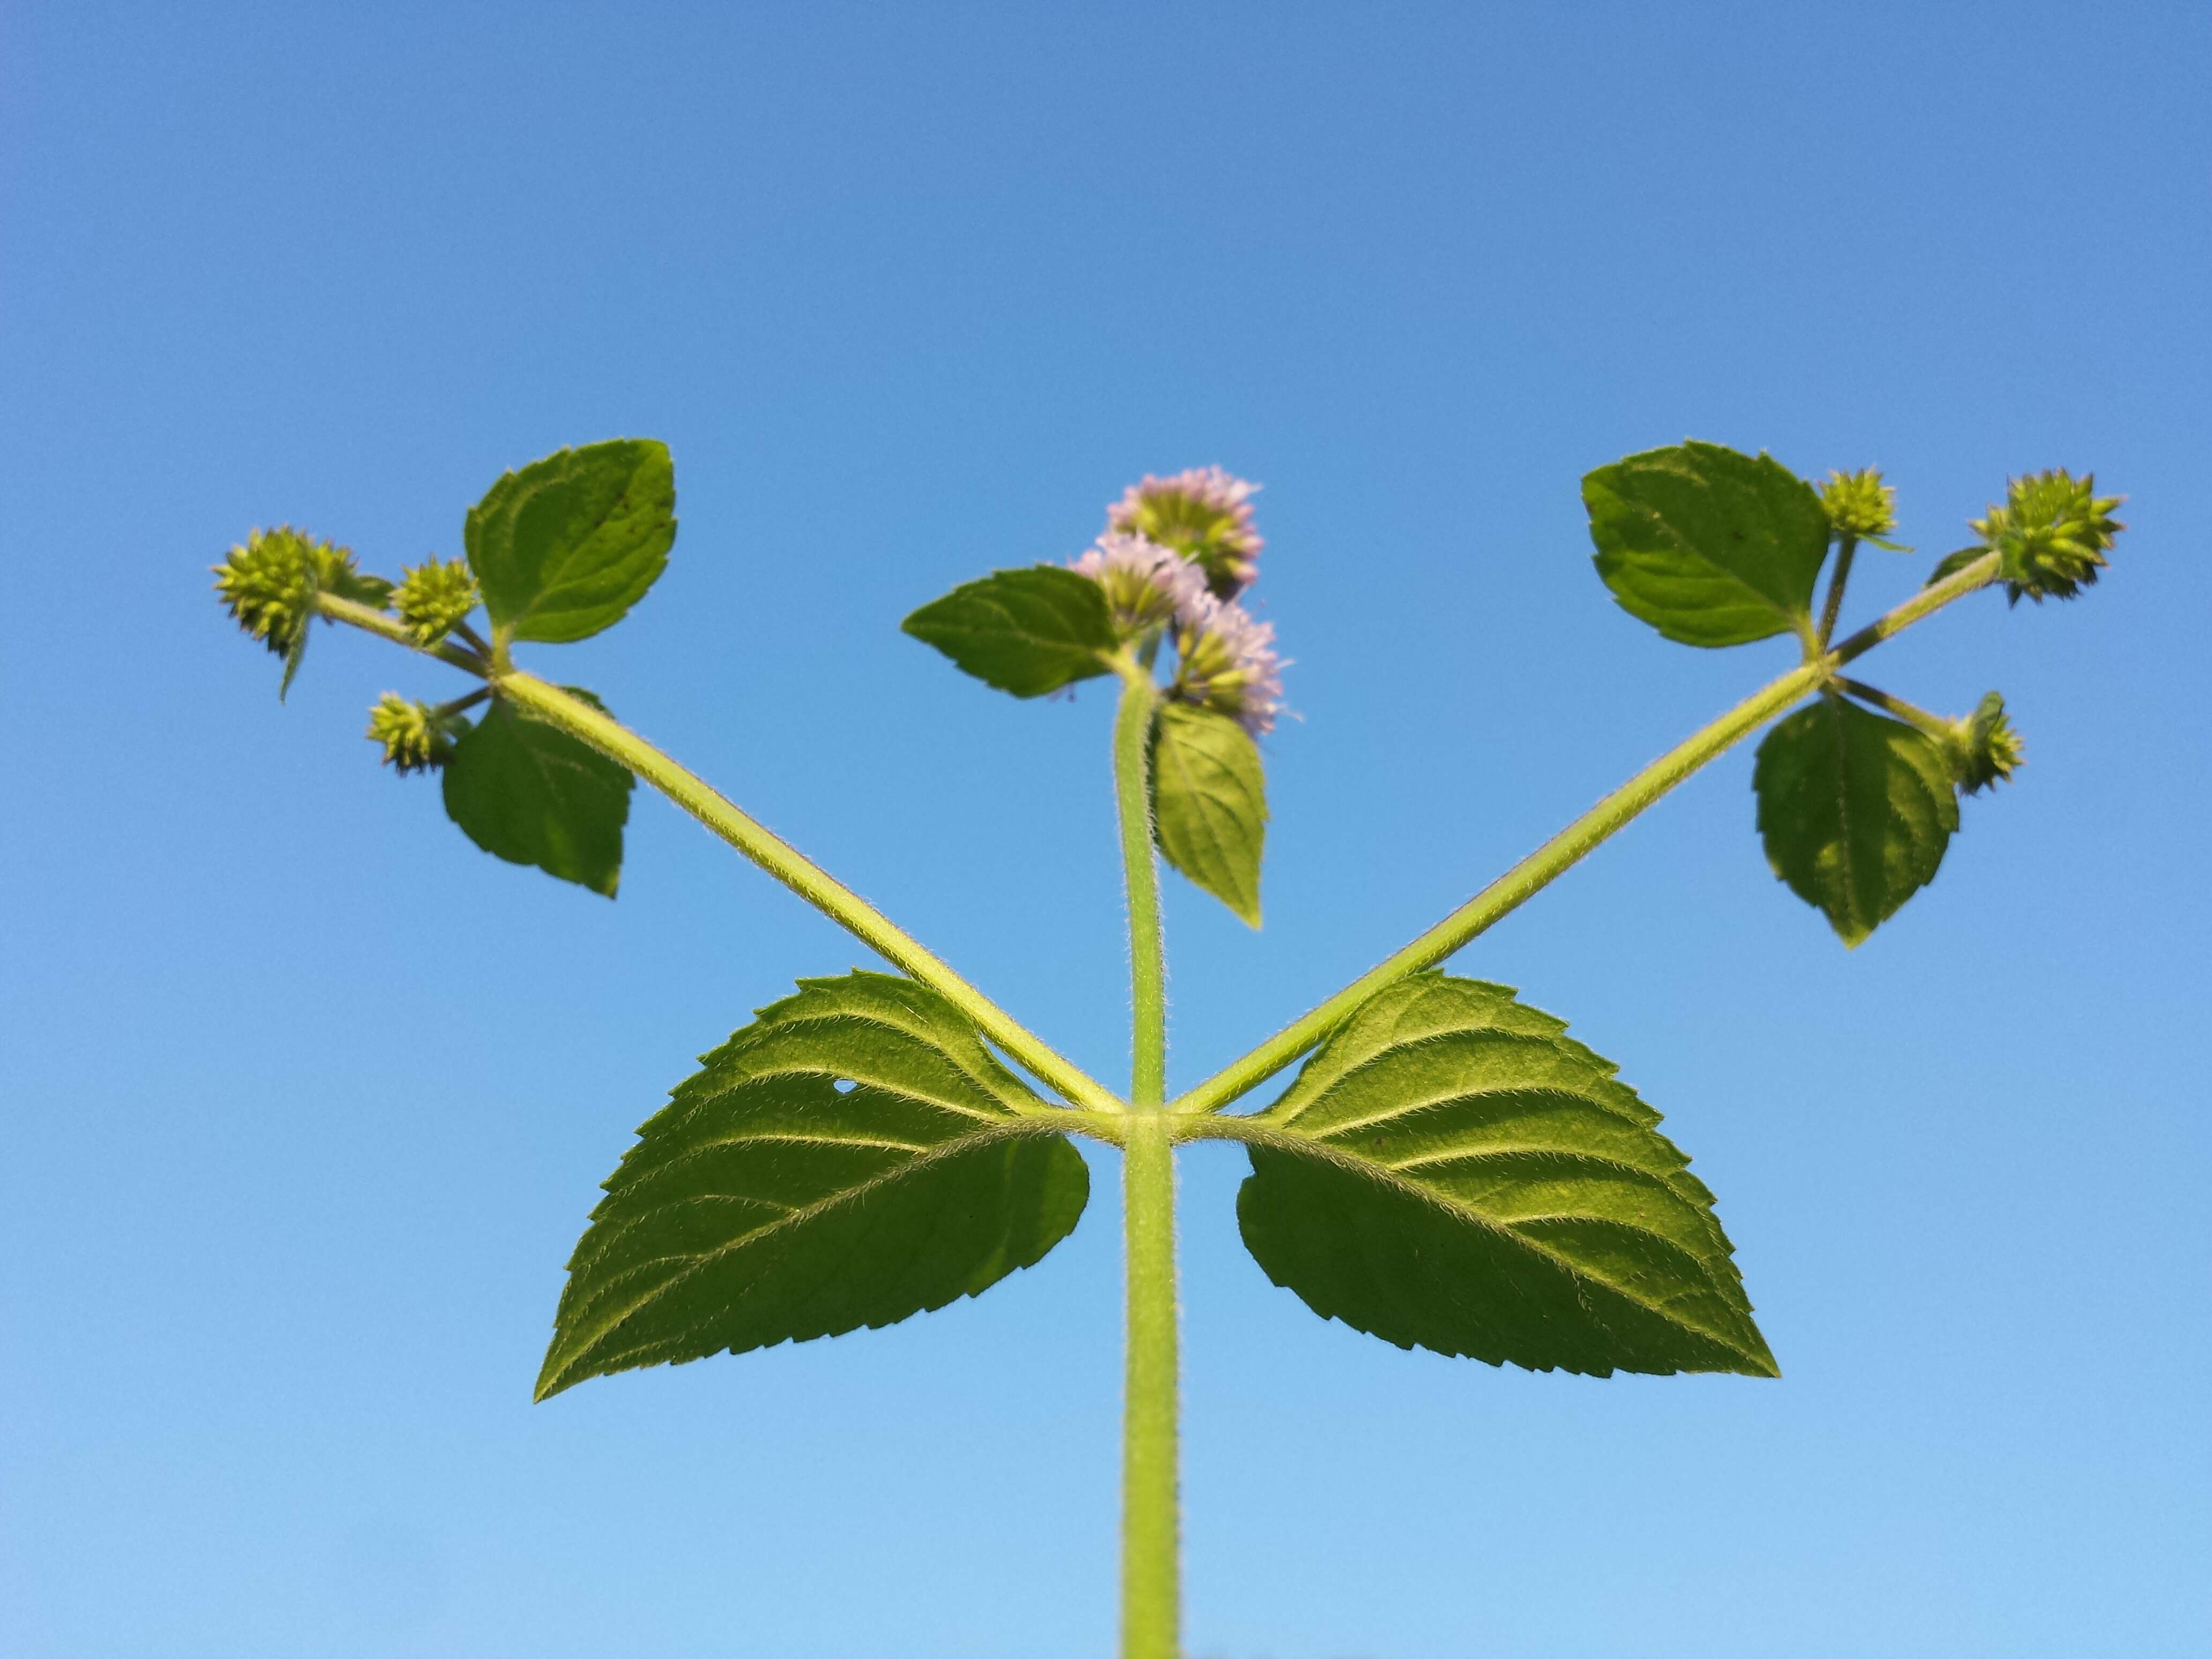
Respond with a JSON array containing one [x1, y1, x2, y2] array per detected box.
[[1111, 665, 1179, 1658], [1113, 667, 1168, 1107], [1120, 1114, 1180, 1659]]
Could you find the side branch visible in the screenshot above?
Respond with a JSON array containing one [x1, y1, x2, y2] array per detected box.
[[317, 593, 491, 676], [495, 671, 1122, 1114], [311, 593, 1119, 1114], [1172, 552, 2002, 1115]]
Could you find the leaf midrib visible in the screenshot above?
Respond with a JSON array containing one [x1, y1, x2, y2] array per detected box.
[[1274, 1030, 1646, 1135], [1824, 695, 1865, 935], [1224, 1122, 1752, 1350], [558, 1116, 1066, 1365], [506, 460, 652, 627], [1287, 1076, 1661, 1144]]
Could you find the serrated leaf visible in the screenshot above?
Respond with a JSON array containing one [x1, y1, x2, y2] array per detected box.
[[1582, 441, 1830, 647], [537, 972, 1090, 1398], [1752, 694, 1960, 946], [1235, 974, 1775, 1378], [1150, 702, 1266, 926], [442, 692, 633, 896], [466, 439, 676, 644], [901, 566, 1118, 697]]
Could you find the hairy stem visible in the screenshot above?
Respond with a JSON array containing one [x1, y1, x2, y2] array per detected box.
[[495, 670, 1121, 1112], [1832, 676, 1954, 738], [1113, 666, 1168, 1108], [434, 686, 494, 720], [1816, 534, 1858, 647], [1119, 1111, 1181, 1659], [318, 593, 490, 676], [1111, 662, 1179, 1657], [1172, 550, 2002, 1115], [310, 593, 1119, 1112]]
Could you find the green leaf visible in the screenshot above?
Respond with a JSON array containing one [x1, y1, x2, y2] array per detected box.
[[1236, 974, 1775, 1378], [1753, 693, 1960, 946], [901, 566, 1118, 697], [465, 439, 676, 644], [537, 972, 1090, 1399], [1150, 703, 1266, 926], [442, 693, 633, 896], [1582, 440, 1830, 647], [279, 613, 311, 700], [1925, 545, 1987, 588]]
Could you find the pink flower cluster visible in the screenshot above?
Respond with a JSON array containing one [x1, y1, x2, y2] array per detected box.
[[1071, 468, 1284, 736], [1172, 587, 1284, 736], [1107, 466, 1264, 597], [1068, 532, 1208, 635]]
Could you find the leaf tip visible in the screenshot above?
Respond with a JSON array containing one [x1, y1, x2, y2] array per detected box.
[[1737, 1335, 1783, 1379], [531, 1337, 577, 1401]]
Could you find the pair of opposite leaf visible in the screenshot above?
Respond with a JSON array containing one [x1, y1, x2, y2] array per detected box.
[[535, 968, 1774, 1399]]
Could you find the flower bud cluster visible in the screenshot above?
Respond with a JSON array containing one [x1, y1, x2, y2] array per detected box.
[[1072, 468, 1286, 736], [366, 692, 469, 774], [1819, 468, 1902, 545], [394, 557, 481, 647], [1946, 691, 2023, 794], [214, 527, 391, 661], [1974, 470, 2124, 603]]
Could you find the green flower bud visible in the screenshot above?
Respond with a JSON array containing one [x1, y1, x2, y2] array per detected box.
[[1818, 468, 1905, 547], [394, 557, 481, 647], [365, 692, 470, 774], [213, 526, 393, 696], [1946, 691, 2023, 794], [1972, 469, 2124, 603]]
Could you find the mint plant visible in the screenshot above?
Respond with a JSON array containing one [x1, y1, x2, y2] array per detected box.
[[215, 438, 2121, 1657]]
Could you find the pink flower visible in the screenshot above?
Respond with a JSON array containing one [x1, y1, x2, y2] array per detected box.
[[1069, 532, 1208, 637], [1107, 467, 1263, 598], [1170, 588, 1286, 736]]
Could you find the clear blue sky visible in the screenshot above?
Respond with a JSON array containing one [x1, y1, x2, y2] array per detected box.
[[3, 5, 2207, 1656]]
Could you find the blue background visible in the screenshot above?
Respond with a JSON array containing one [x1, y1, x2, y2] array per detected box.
[[4, 5, 2207, 1655]]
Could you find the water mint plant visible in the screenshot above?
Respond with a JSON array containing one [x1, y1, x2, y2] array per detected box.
[[214, 436, 2121, 1657]]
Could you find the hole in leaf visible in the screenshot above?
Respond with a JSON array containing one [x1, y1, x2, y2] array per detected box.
[[832, 1078, 857, 1093]]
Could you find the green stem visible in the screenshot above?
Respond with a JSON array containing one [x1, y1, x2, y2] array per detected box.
[[434, 686, 494, 720], [1831, 676, 1954, 739], [317, 593, 490, 676], [1816, 534, 1858, 647], [489, 669, 1119, 1113], [1119, 1111, 1180, 1659], [1113, 666, 1168, 1107], [1109, 660, 1178, 1657], [316, 594, 1116, 1111], [1171, 550, 2002, 1115]]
